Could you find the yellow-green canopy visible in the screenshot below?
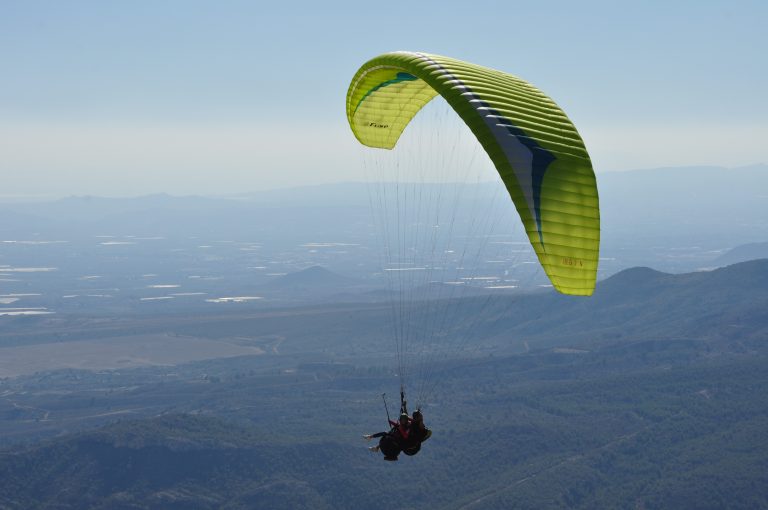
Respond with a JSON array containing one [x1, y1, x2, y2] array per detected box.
[[346, 51, 600, 296]]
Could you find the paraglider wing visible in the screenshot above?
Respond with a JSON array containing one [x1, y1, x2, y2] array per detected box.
[[346, 51, 600, 296]]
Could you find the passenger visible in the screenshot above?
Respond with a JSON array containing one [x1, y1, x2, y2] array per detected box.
[[402, 409, 431, 456], [364, 413, 412, 461]]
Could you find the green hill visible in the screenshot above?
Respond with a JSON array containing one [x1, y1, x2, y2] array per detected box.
[[1, 261, 768, 508]]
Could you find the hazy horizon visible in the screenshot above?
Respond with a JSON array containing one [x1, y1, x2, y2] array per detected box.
[[2, 1, 766, 197], [0, 163, 764, 202]]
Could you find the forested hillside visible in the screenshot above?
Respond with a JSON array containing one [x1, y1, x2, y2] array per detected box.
[[1, 262, 767, 508]]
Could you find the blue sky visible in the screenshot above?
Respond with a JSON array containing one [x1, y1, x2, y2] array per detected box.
[[1, 0, 766, 197]]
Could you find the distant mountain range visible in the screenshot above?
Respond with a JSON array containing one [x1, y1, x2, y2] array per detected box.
[[1, 165, 766, 274], [713, 241, 768, 267], [445, 258, 768, 358]]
